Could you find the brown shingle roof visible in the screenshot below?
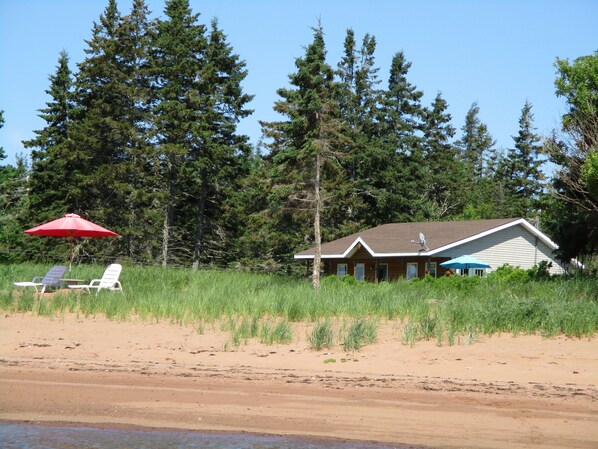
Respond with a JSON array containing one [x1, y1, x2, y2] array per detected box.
[[295, 218, 523, 257]]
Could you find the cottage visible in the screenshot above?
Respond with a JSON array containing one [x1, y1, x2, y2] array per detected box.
[[294, 218, 566, 281]]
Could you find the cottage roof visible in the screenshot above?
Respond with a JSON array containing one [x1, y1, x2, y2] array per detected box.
[[294, 218, 557, 259]]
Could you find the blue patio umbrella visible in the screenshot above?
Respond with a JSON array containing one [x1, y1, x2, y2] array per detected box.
[[440, 255, 491, 270]]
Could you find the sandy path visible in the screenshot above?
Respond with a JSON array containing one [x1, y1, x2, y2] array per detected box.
[[1, 313, 597, 448]]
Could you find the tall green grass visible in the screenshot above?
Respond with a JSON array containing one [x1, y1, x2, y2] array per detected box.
[[309, 321, 334, 350], [2, 263, 597, 345]]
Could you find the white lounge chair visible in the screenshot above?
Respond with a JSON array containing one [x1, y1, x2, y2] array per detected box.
[[14, 265, 67, 294], [68, 263, 123, 294]]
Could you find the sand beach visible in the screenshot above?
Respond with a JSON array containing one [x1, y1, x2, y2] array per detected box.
[[1, 312, 596, 448]]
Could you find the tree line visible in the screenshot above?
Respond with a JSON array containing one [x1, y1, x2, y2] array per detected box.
[[0, 0, 596, 273]]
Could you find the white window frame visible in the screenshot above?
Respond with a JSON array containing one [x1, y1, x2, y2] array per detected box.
[[425, 262, 437, 278], [355, 263, 365, 281], [474, 268, 485, 277], [406, 262, 418, 280], [337, 263, 348, 277]]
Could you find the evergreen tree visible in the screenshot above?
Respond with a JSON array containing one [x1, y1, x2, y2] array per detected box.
[[0, 155, 30, 263], [383, 51, 425, 152], [70, 0, 156, 262], [262, 24, 345, 288], [69, 0, 124, 217], [0, 111, 30, 262], [22, 51, 74, 224], [224, 148, 275, 269], [377, 51, 428, 222], [455, 102, 507, 219], [152, 0, 252, 268], [334, 29, 381, 230], [500, 100, 545, 217], [421, 93, 463, 218], [188, 18, 253, 269], [115, 0, 159, 262], [151, 0, 208, 266], [457, 101, 495, 180]]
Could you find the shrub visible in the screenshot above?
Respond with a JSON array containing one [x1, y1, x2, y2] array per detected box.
[[527, 260, 553, 280], [487, 263, 529, 283]]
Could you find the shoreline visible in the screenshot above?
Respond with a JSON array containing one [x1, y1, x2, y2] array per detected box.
[[1, 313, 597, 448], [0, 421, 406, 449]]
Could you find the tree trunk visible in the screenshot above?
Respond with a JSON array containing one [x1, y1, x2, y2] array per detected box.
[[161, 204, 172, 268], [192, 176, 207, 271], [312, 149, 322, 290]]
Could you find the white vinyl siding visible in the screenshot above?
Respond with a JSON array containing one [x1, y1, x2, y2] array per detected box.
[[436, 224, 564, 274]]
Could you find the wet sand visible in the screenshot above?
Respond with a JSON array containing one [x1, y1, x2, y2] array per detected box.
[[1, 312, 596, 448]]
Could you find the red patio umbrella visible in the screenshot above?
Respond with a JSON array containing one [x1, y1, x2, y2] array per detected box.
[[25, 213, 119, 270]]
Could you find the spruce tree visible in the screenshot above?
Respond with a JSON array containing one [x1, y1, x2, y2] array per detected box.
[[115, 0, 158, 262], [22, 50, 74, 223], [378, 51, 428, 222], [500, 100, 545, 218], [0, 155, 29, 264], [69, 0, 124, 216], [421, 93, 463, 218], [70, 0, 156, 262], [151, 0, 208, 266], [188, 18, 253, 269], [457, 101, 495, 180], [1, 107, 30, 263], [334, 29, 382, 230], [455, 102, 506, 219], [262, 24, 345, 288]]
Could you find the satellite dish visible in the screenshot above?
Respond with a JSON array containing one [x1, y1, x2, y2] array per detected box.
[[411, 231, 430, 252]]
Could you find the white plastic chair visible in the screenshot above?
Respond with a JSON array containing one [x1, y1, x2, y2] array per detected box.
[[14, 265, 67, 294], [68, 263, 123, 294]]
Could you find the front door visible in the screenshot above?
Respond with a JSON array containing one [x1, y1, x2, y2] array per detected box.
[[355, 263, 365, 281], [377, 263, 389, 282]]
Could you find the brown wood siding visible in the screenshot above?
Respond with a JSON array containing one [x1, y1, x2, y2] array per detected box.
[[324, 257, 452, 281], [352, 247, 373, 259]]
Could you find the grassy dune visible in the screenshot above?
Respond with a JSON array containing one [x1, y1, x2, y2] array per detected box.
[[2, 264, 597, 347]]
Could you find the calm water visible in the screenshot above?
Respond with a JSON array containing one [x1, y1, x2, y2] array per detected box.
[[0, 423, 419, 449]]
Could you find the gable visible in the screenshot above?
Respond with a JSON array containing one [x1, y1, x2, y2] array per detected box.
[[435, 223, 564, 274]]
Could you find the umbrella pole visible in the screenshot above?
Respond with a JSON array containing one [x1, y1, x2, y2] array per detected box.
[[69, 237, 73, 272]]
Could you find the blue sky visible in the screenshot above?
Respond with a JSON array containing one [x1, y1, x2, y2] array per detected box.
[[1, 0, 597, 165]]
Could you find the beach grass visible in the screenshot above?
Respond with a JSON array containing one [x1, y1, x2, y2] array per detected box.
[[2, 263, 597, 346], [308, 321, 334, 350]]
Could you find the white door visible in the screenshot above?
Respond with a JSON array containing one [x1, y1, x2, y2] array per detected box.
[[355, 263, 365, 281]]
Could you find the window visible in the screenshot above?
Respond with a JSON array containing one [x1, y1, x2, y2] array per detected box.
[[406, 262, 418, 280], [355, 263, 365, 281], [425, 262, 437, 278], [474, 268, 485, 277], [337, 263, 348, 277], [377, 263, 389, 282]]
